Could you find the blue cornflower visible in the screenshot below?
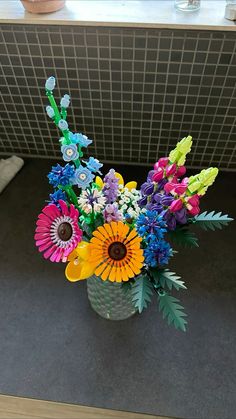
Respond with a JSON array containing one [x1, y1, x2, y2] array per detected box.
[[61, 144, 79, 162], [83, 157, 103, 175], [49, 189, 67, 206], [69, 132, 92, 148], [48, 164, 75, 188], [73, 166, 95, 189], [136, 210, 167, 240], [144, 237, 172, 267]]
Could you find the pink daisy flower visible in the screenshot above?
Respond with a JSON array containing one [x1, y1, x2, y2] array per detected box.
[[35, 200, 82, 263]]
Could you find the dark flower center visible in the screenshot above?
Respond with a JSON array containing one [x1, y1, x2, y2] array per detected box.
[[58, 222, 73, 241], [108, 241, 127, 261]]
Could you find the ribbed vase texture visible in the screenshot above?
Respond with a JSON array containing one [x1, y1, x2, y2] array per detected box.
[[87, 275, 136, 320]]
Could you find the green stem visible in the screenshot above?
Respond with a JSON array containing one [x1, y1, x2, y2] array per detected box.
[[46, 90, 61, 124], [62, 185, 79, 209]]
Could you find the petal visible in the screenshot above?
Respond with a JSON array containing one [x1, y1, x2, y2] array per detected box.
[[115, 172, 124, 185], [76, 241, 91, 260], [43, 245, 56, 260], [95, 176, 104, 189], [50, 247, 62, 263], [34, 232, 50, 240], [80, 261, 96, 279], [125, 181, 137, 190], [108, 266, 116, 282], [103, 223, 114, 238], [101, 264, 112, 281], [35, 226, 49, 233], [95, 262, 107, 277], [65, 260, 82, 282], [35, 237, 52, 246], [124, 228, 138, 243], [59, 199, 69, 216], [42, 204, 60, 220], [97, 225, 110, 240]]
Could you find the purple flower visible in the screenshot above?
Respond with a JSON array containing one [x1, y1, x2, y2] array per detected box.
[[103, 203, 122, 223], [102, 169, 119, 204], [141, 182, 154, 196]]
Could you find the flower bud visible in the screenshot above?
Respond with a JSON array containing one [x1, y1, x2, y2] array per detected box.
[[45, 76, 56, 91], [174, 184, 187, 195], [46, 106, 55, 119], [169, 198, 183, 213], [176, 166, 186, 177], [58, 119, 69, 131], [164, 182, 175, 194], [152, 168, 164, 182], [60, 94, 70, 108], [187, 194, 199, 207], [166, 163, 177, 177], [154, 157, 169, 170], [188, 205, 200, 216]]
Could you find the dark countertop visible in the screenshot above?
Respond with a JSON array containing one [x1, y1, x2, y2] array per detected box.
[[0, 158, 236, 419]]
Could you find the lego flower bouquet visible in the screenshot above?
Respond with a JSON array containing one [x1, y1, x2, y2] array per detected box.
[[35, 77, 233, 330]]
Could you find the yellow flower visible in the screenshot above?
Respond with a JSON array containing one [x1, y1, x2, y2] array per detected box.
[[88, 221, 144, 282], [95, 171, 137, 191], [65, 241, 96, 282]]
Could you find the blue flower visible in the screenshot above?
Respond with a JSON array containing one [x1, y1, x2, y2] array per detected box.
[[73, 166, 94, 189], [61, 144, 79, 162], [45, 76, 56, 91], [49, 189, 67, 205], [83, 157, 103, 175], [136, 210, 167, 240], [69, 132, 92, 148], [48, 164, 75, 188], [144, 237, 172, 267], [58, 119, 69, 131]]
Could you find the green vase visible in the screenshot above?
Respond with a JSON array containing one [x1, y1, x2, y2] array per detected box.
[[87, 275, 136, 320]]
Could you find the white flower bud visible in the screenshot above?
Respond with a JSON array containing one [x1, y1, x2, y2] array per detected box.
[[46, 106, 55, 119], [45, 76, 56, 91], [58, 119, 68, 131]]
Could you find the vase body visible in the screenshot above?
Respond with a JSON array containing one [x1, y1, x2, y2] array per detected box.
[[87, 275, 136, 320], [20, 0, 65, 14]]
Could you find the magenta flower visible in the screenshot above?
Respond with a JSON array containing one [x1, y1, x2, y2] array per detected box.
[[152, 167, 164, 182], [169, 198, 183, 213], [35, 200, 82, 263]]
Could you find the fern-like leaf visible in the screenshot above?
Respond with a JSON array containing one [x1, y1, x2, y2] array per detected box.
[[131, 275, 153, 313], [194, 211, 233, 231], [158, 293, 187, 332], [154, 269, 186, 291], [167, 227, 199, 248]]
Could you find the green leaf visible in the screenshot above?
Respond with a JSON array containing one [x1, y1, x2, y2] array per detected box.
[[158, 293, 187, 332], [167, 227, 199, 248], [131, 275, 153, 313], [153, 269, 186, 291], [194, 211, 233, 231], [121, 281, 132, 295]]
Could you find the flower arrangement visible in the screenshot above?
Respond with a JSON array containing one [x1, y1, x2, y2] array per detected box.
[[35, 77, 233, 331]]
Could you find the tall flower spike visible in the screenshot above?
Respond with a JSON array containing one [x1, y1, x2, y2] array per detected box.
[[168, 136, 193, 166], [187, 167, 219, 196]]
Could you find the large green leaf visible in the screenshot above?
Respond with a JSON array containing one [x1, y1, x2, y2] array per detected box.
[[152, 269, 186, 291], [131, 275, 153, 313], [194, 211, 233, 231], [158, 293, 187, 332], [167, 227, 199, 248]]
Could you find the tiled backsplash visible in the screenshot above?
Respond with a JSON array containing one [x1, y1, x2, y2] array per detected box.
[[0, 24, 235, 170]]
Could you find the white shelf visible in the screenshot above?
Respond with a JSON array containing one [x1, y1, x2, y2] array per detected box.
[[0, 0, 235, 31]]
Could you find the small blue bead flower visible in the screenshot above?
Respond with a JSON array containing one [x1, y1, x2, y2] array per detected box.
[[45, 76, 56, 91], [84, 157, 103, 175], [49, 189, 67, 205], [48, 164, 75, 188], [58, 119, 69, 131], [144, 237, 172, 267], [136, 210, 167, 240], [46, 106, 55, 119], [60, 94, 70, 108], [70, 132, 92, 148], [73, 166, 95, 189], [61, 144, 79, 162]]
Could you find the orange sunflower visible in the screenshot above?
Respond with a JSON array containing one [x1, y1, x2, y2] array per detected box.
[[88, 221, 144, 282]]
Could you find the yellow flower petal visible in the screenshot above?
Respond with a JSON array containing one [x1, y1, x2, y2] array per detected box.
[[75, 241, 91, 260], [115, 172, 124, 185], [67, 249, 78, 262], [125, 181, 137, 190], [80, 261, 96, 279], [65, 260, 83, 282], [95, 176, 104, 189]]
